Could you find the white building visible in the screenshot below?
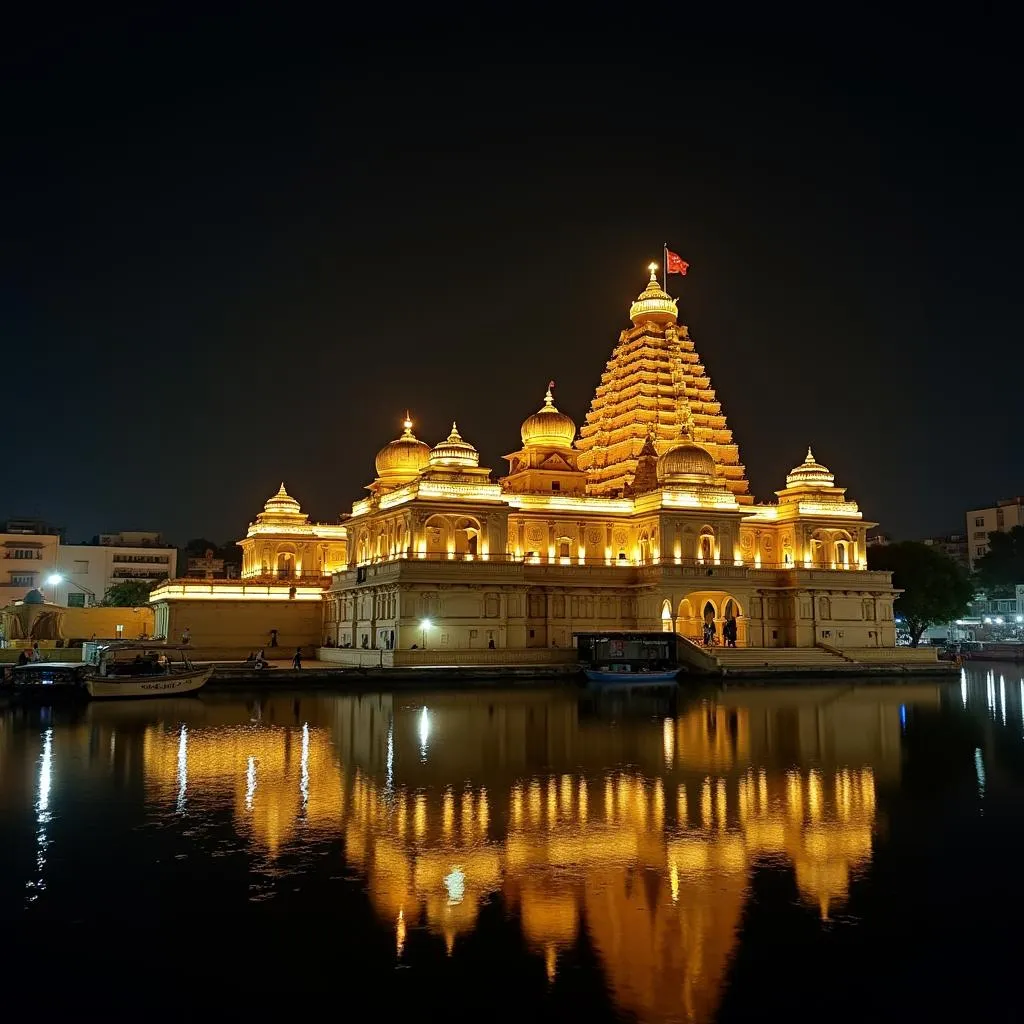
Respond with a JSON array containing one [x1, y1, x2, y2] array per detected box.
[[53, 532, 178, 606], [966, 497, 1024, 569], [0, 519, 61, 604]]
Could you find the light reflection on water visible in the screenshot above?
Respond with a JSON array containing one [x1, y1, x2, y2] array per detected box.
[[5, 667, 1024, 1019]]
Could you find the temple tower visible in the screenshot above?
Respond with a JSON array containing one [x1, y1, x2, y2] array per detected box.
[[576, 267, 751, 503]]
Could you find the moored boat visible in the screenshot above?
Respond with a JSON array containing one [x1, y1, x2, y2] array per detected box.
[[584, 666, 681, 686], [82, 642, 213, 700]]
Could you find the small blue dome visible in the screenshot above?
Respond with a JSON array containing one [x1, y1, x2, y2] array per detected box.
[[23, 588, 45, 605]]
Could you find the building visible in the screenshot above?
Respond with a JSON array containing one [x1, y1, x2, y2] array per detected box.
[[149, 485, 346, 650], [54, 532, 178, 606], [921, 533, 969, 570], [0, 519, 62, 604], [325, 267, 897, 656], [966, 497, 1024, 569], [237, 483, 347, 579], [186, 551, 241, 580]]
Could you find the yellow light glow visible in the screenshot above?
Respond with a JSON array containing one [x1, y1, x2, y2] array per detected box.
[[648, 261, 658, 275]]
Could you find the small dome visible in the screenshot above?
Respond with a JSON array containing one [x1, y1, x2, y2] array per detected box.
[[23, 588, 45, 605], [262, 482, 302, 517], [629, 266, 678, 326], [521, 383, 576, 449], [786, 446, 835, 488], [657, 441, 716, 484], [430, 422, 480, 468], [375, 414, 431, 479]]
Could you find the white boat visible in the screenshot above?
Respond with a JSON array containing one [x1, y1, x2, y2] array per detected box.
[[83, 642, 213, 700]]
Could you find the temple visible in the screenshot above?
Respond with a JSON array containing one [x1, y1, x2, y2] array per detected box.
[[320, 265, 897, 660], [148, 264, 900, 661]]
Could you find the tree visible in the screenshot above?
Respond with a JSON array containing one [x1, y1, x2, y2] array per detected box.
[[867, 541, 973, 646], [101, 580, 154, 607], [975, 525, 1024, 598]]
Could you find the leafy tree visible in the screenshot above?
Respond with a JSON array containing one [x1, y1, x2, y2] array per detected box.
[[867, 541, 973, 646], [101, 580, 154, 607], [975, 525, 1024, 598]]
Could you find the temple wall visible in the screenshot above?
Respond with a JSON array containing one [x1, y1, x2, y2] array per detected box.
[[150, 597, 322, 649], [326, 563, 898, 652]]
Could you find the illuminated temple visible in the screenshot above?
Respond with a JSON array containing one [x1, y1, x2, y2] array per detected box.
[[324, 267, 896, 655], [148, 265, 898, 657]]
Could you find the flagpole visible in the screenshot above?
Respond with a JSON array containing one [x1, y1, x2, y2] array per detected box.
[[662, 242, 667, 291]]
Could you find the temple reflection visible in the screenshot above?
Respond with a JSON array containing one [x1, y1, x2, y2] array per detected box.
[[86, 685, 938, 1022]]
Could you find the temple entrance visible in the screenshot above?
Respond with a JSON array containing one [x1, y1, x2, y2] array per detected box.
[[676, 591, 747, 646]]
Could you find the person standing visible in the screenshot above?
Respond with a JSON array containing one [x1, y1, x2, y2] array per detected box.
[[292, 646, 302, 670], [181, 627, 191, 645]]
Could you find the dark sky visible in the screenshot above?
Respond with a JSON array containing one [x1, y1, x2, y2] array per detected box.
[[5, 16, 1021, 544]]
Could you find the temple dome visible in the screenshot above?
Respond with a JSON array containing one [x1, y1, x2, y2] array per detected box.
[[521, 383, 576, 449], [429, 422, 480, 468], [629, 267, 678, 326], [657, 441, 716, 484], [22, 588, 45, 605], [261, 482, 302, 517], [786, 447, 835, 488], [375, 415, 431, 479]]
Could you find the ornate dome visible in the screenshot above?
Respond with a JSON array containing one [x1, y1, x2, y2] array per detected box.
[[786, 447, 835, 489], [629, 266, 678, 326], [261, 482, 302, 517], [375, 414, 431, 479], [521, 383, 576, 449], [429, 422, 480, 468], [657, 441, 716, 484]]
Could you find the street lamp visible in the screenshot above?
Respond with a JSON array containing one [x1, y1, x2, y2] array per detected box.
[[46, 573, 96, 607], [420, 618, 432, 649]]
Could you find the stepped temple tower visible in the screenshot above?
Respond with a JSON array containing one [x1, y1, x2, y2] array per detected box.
[[317, 265, 898, 659], [576, 266, 750, 504]]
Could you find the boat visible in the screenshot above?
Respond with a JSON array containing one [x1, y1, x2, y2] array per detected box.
[[6, 660, 88, 700], [82, 642, 213, 699], [574, 631, 686, 688], [584, 666, 681, 686]]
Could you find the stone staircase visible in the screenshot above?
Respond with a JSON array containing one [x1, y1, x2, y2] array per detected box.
[[710, 646, 851, 674]]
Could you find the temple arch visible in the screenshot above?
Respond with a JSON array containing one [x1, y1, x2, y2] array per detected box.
[[276, 550, 296, 578], [698, 527, 715, 564]]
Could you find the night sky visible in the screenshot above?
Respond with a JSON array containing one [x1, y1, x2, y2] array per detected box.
[[6, 17, 1021, 545]]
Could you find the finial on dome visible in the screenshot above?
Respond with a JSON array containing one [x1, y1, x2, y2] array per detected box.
[[648, 262, 658, 280], [449, 421, 462, 439], [544, 381, 555, 408], [805, 446, 815, 462], [277, 482, 288, 496], [402, 412, 414, 437]]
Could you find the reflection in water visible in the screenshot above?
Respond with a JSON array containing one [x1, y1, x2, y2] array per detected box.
[[26, 728, 53, 903], [176, 724, 187, 814], [123, 687, 931, 1022], [8, 680, 989, 1021]]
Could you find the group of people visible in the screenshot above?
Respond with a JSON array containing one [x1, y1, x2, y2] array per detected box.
[[15, 642, 44, 665], [702, 615, 739, 648]]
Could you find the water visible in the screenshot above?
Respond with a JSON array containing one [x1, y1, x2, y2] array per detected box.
[[2, 667, 1023, 1020]]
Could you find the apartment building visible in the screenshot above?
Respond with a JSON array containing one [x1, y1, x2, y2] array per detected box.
[[966, 497, 1024, 570]]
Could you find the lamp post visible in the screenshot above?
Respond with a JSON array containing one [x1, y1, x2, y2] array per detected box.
[[420, 618, 431, 649], [47, 573, 96, 607]]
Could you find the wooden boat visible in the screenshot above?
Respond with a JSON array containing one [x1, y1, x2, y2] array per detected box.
[[584, 667, 681, 686], [82, 642, 213, 700]]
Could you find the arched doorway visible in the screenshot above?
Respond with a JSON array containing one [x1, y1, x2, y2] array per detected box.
[[276, 552, 295, 578], [661, 599, 673, 632], [680, 592, 746, 647]]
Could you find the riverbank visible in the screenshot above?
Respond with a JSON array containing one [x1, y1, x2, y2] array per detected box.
[[199, 656, 957, 689]]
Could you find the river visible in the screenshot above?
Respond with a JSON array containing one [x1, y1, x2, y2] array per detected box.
[[1, 665, 1020, 1020]]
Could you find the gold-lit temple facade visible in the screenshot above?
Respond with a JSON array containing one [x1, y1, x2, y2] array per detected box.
[[328, 268, 896, 654], [237, 482, 347, 580], [20, 684, 938, 1021]]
